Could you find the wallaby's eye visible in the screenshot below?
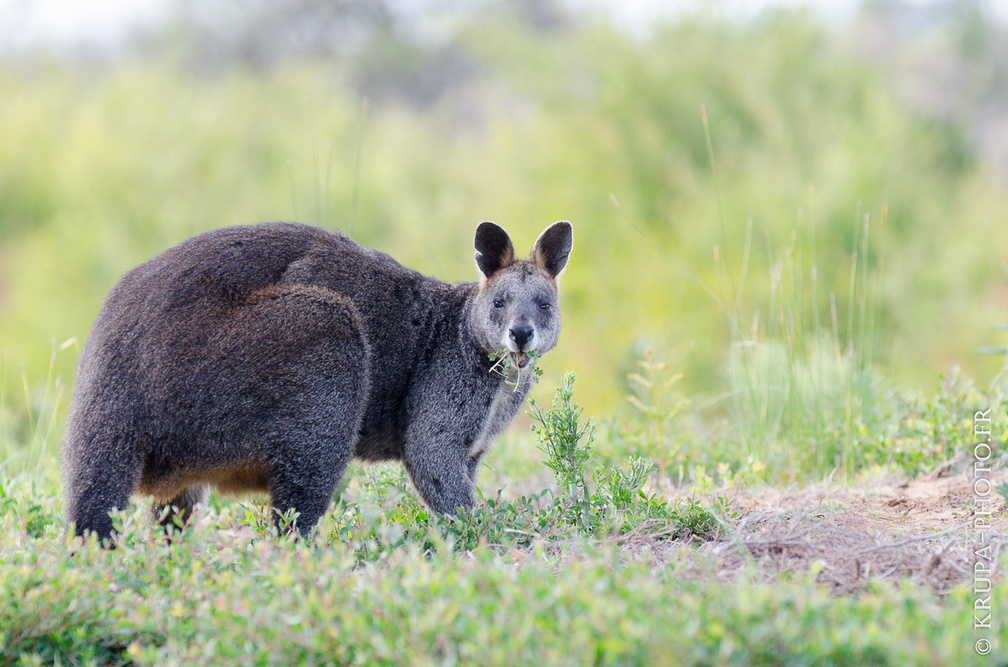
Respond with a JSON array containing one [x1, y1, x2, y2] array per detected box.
[[493, 299, 505, 309], [539, 303, 551, 311]]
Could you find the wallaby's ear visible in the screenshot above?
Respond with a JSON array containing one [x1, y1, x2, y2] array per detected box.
[[530, 221, 573, 279], [474, 221, 516, 278]]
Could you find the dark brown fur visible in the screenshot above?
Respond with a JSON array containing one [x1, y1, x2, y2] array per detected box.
[[62, 220, 572, 541]]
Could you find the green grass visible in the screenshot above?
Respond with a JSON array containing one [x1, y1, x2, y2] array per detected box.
[[0, 469, 1003, 666], [2, 363, 1006, 664]]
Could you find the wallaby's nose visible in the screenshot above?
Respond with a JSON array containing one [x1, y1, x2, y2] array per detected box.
[[509, 324, 534, 350]]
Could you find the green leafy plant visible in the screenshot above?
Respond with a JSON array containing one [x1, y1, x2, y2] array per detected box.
[[488, 347, 544, 390], [603, 350, 702, 489], [528, 372, 596, 529], [529, 371, 726, 539], [621, 351, 691, 475], [598, 455, 654, 511]]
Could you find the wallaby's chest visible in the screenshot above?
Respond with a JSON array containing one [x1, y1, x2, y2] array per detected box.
[[468, 379, 530, 459]]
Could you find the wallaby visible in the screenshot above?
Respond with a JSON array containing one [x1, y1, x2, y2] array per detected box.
[[62, 220, 572, 541]]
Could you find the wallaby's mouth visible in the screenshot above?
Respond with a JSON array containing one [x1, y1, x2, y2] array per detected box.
[[514, 351, 530, 369]]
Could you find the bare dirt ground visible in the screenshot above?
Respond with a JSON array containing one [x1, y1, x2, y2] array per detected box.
[[617, 466, 1008, 595], [682, 469, 1008, 594]]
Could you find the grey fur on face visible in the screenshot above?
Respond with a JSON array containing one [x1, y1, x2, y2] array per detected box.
[[471, 221, 570, 368], [62, 220, 572, 542]]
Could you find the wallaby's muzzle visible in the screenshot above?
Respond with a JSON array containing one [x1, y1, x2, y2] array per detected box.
[[509, 323, 534, 349]]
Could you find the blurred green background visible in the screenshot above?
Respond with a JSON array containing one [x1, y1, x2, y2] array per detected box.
[[1, 0, 1006, 420]]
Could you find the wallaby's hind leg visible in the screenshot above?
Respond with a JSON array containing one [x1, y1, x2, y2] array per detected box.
[[263, 357, 368, 536], [268, 437, 356, 537], [62, 431, 141, 543], [236, 285, 370, 538], [152, 485, 207, 534]]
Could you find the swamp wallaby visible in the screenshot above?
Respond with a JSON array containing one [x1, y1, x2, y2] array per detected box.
[[62, 220, 572, 541]]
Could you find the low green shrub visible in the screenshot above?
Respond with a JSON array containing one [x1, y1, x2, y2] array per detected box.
[[311, 372, 726, 566], [1, 523, 1002, 666]]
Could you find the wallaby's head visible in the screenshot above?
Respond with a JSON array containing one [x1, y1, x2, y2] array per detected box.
[[471, 220, 573, 367]]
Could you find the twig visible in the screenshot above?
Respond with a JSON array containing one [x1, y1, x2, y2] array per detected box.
[[849, 520, 972, 557]]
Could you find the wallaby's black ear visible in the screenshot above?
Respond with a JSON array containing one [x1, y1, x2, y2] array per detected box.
[[531, 221, 573, 278], [474, 221, 516, 278]]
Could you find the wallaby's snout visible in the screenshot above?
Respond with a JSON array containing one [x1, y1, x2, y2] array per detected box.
[[509, 322, 534, 350], [508, 320, 537, 367]]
